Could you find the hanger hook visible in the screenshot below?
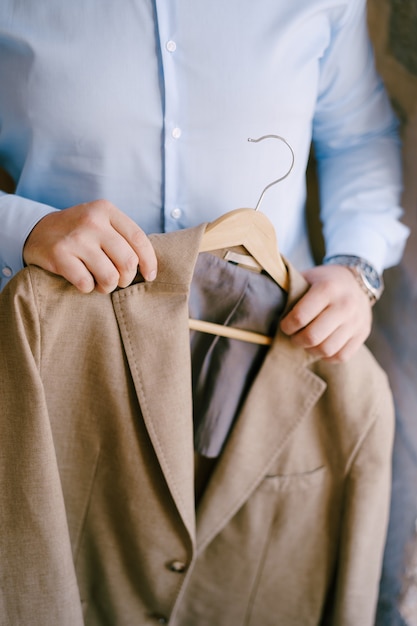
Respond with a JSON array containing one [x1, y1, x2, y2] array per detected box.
[[247, 134, 295, 211]]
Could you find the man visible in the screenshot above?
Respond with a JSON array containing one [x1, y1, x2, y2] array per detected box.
[[0, 3, 411, 623], [0, 0, 409, 363]]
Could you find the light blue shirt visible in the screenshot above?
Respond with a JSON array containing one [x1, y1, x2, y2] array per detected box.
[[0, 0, 409, 289]]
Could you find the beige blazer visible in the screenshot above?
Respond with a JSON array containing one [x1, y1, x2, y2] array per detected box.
[[0, 225, 394, 626]]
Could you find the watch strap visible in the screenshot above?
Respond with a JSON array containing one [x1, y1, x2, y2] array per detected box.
[[323, 254, 384, 305]]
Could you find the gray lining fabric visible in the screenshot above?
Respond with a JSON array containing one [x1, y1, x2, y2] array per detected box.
[[189, 252, 287, 457]]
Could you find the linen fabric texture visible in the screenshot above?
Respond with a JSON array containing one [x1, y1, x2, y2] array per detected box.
[[0, 225, 394, 625]]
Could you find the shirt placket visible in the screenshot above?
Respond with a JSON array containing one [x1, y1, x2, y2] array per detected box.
[[154, 0, 185, 232]]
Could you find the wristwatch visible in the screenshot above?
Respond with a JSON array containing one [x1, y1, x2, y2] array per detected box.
[[323, 254, 384, 305]]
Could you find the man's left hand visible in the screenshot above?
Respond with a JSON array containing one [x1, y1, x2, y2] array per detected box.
[[279, 264, 373, 363]]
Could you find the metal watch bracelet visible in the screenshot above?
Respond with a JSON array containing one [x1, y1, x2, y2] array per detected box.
[[323, 254, 384, 305]]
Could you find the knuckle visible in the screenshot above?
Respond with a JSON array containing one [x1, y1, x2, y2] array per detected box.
[[288, 310, 308, 330], [117, 257, 139, 287], [122, 252, 139, 272], [297, 327, 321, 349], [90, 198, 113, 212], [130, 227, 149, 248], [305, 328, 322, 347], [73, 274, 95, 294], [319, 345, 336, 360], [99, 268, 120, 290], [309, 279, 332, 299], [78, 199, 114, 227], [77, 208, 102, 230], [47, 241, 72, 269]]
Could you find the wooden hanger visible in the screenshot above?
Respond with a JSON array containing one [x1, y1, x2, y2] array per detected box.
[[189, 135, 294, 345]]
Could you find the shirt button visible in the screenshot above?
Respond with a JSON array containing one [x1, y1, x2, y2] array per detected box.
[[166, 40, 177, 53], [150, 615, 168, 624], [172, 127, 182, 139], [168, 560, 187, 573], [2, 266, 13, 278], [170, 207, 182, 220]]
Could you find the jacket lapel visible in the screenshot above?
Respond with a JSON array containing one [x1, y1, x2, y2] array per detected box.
[[112, 228, 327, 552], [195, 263, 327, 550], [111, 226, 206, 544]]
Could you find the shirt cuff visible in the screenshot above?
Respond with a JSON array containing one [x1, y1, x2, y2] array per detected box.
[[0, 192, 60, 289]]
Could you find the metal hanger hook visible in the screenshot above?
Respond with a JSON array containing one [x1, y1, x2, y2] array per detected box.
[[247, 134, 295, 211]]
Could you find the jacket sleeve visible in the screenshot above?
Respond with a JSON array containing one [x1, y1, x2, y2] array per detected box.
[[0, 269, 84, 626], [325, 394, 395, 626]]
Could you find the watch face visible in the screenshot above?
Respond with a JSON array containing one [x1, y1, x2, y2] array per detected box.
[[323, 255, 384, 301], [362, 264, 381, 290]]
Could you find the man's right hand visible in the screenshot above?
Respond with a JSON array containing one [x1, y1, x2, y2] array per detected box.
[[23, 199, 158, 294]]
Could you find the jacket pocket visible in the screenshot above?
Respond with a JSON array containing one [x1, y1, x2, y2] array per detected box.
[[259, 464, 327, 493]]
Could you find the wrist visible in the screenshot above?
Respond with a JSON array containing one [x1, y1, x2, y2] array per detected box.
[[322, 254, 384, 305]]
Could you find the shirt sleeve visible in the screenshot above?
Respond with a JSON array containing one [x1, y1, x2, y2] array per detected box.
[[0, 190, 59, 291], [312, 0, 409, 272]]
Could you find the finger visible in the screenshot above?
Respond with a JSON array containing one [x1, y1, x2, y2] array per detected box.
[[48, 237, 127, 294], [300, 313, 371, 362], [79, 247, 126, 294], [302, 323, 350, 360], [100, 234, 140, 288], [110, 212, 157, 281], [280, 289, 331, 336], [50, 255, 96, 294], [320, 335, 365, 364], [288, 306, 342, 350]]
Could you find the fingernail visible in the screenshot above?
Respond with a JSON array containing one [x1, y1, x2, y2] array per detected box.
[[148, 270, 157, 281]]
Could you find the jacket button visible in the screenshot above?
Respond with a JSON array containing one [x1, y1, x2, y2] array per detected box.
[[150, 614, 168, 624], [168, 559, 187, 573]]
